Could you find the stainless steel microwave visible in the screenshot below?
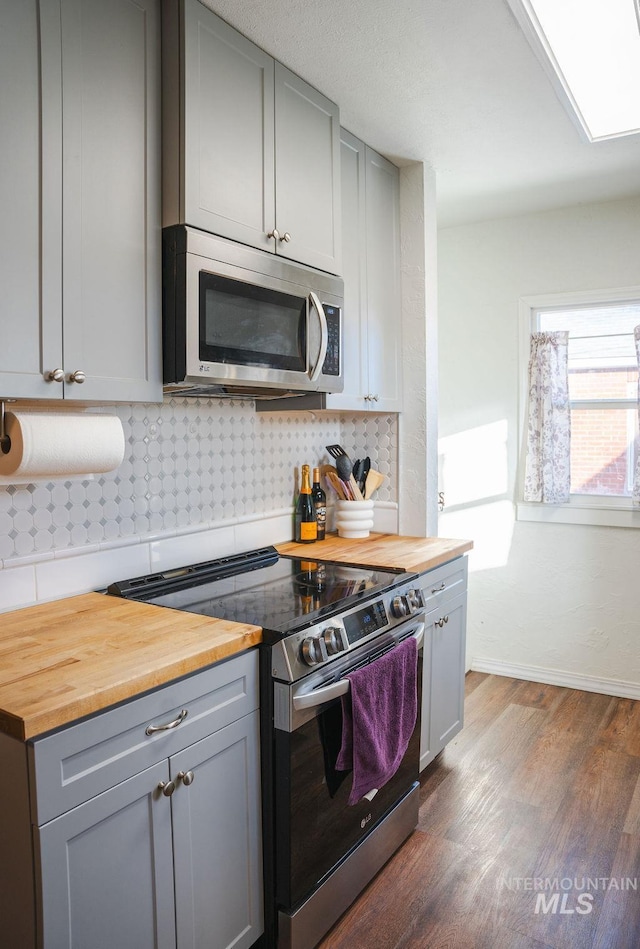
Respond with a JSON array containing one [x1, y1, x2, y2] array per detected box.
[[162, 226, 343, 399]]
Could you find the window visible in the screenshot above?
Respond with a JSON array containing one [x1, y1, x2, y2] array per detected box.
[[518, 288, 640, 528], [506, 0, 640, 141]]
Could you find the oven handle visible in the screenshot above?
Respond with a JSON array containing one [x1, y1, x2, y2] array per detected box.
[[292, 623, 424, 711]]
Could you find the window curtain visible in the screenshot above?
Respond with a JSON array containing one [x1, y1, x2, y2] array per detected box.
[[523, 331, 571, 503], [634, 325, 640, 504]]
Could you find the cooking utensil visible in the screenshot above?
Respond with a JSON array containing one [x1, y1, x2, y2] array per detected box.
[[363, 469, 385, 499], [360, 456, 371, 494], [321, 465, 353, 500], [335, 453, 364, 501], [326, 444, 348, 460]]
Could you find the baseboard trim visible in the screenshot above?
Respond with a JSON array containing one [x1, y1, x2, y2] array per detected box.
[[469, 657, 640, 701]]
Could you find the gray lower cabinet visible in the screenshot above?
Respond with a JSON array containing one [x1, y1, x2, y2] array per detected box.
[[171, 715, 263, 949], [36, 761, 177, 949], [419, 559, 468, 771], [0, 0, 162, 402], [163, 0, 341, 275], [0, 650, 262, 949], [326, 130, 402, 412]]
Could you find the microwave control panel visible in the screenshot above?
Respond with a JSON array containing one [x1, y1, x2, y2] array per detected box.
[[322, 306, 341, 376]]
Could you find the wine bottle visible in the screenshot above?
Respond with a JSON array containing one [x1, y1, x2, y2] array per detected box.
[[295, 465, 317, 543], [312, 467, 327, 541]]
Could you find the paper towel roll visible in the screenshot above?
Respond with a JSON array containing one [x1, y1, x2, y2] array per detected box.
[[0, 412, 125, 480]]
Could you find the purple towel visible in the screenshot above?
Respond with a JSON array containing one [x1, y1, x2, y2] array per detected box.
[[336, 636, 418, 806]]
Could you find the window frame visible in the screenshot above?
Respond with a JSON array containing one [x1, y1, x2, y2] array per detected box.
[[517, 286, 640, 529]]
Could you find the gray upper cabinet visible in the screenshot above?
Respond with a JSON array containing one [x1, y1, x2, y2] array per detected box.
[[163, 0, 342, 275], [0, 0, 162, 403], [326, 130, 402, 412], [273, 63, 341, 273], [0, 1, 61, 400], [170, 3, 276, 250]]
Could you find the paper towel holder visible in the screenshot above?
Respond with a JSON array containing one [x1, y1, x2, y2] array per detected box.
[[0, 401, 15, 455]]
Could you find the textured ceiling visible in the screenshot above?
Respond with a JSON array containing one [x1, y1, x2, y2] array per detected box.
[[201, 0, 640, 227]]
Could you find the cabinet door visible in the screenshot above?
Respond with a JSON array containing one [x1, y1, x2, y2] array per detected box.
[[424, 591, 467, 766], [171, 712, 263, 949], [60, 0, 162, 402], [36, 761, 176, 949], [179, 0, 275, 250], [325, 130, 367, 411], [326, 134, 402, 412], [274, 64, 341, 274], [365, 147, 402, 412], [0, 1, 63, 399]]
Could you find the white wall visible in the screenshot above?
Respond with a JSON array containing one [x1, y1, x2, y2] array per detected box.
[[438, 196, 640, 697]]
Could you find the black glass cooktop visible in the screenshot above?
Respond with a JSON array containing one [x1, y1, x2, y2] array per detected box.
[[108, 546, 409, 641]]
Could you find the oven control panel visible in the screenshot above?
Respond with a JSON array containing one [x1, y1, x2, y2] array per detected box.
[[272, 582, 425, 680]]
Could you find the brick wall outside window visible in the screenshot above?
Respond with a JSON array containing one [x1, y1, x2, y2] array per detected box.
[[569, 368, 637, 496]]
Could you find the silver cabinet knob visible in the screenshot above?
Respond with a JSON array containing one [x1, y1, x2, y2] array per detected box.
[[179, 770, 195, 786], [280, 231, 292, 243], [158, 780, 176, 797], [267, 228, 280, 241], [46, 368, 64, 383], [68, 370, 86, 384], [371, 394, 379, 402]]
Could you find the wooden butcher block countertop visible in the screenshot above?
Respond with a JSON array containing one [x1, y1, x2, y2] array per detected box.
[[0, 593, 261, 741], [277, 533, 473, 574]]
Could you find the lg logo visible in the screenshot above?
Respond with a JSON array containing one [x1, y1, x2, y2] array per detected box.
[[360, 812, 372, 830]]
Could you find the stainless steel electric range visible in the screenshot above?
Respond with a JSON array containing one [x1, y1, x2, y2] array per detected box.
[[109, 546, 427, 949]]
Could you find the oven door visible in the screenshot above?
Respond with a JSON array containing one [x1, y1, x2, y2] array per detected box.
[[273, 616, 424, 913]]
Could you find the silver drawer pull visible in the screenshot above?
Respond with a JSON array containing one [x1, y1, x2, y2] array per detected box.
[[436, 616, 449, 628], [431, 582, 446, 594], [178, 770, 195, 786], [145, 709, 188, 736]]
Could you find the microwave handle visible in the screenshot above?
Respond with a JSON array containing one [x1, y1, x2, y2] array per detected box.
[[309, 292, 328, 381]]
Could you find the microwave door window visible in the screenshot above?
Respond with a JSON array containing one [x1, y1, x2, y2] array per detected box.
[[199, 272, 306, 372]]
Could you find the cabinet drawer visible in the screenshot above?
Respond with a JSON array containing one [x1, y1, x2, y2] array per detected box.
[[28, 650, 258, 825], [418, 556, 467, 612]]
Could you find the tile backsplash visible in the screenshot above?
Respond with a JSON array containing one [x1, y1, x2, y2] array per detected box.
[[0, 399, 398, 565]]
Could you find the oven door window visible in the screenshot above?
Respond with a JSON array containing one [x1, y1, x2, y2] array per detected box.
[[199, 271, 306, 372]]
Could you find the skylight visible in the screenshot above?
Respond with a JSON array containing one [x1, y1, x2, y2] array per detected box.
[[508, 0, 640, 141]]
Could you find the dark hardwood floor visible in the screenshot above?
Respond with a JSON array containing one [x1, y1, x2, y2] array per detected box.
[[318, 673, 640, 949]]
